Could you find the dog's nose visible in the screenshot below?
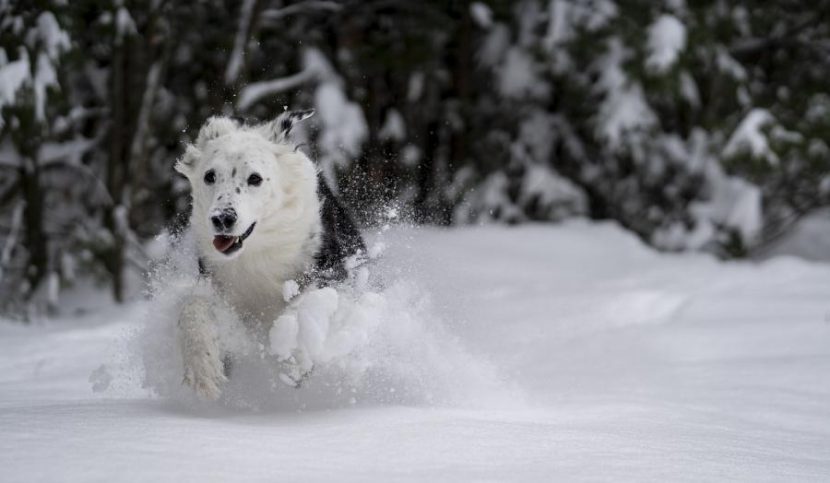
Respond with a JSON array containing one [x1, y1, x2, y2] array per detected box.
[[211, 209, 237, 231]]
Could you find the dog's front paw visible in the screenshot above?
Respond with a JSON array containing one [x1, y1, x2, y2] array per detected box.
[[182, 351, 227, 400]]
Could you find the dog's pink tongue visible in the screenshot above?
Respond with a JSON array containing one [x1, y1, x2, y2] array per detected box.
[[213, 235, 235, 253]]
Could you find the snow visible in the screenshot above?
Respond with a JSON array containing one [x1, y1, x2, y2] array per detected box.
[[469, 2, 493, 29], [269, 285, 387, 378], [654, 148, 764, 252], [237, 48, 332, 110], [518, 111, 555, 161], [645, 14, 686, 73], [406, 71, 424, 102], [716, 46, 748, 81], [0, 49, 30, 128], [114, 7, 136, 40], [3, 222, 830, 480], [259, 2, 343, 25], [34, 52, 59, 121], [230, 46, 371, 178], [519, 164, 588, 219], [723, 108, 778, 164], [766, 209, 830, 262], [400, 144, 420, 166], [542, 0, 618, 42], [543, 0, 575, 72], [0, 12, 69, 128], [469, 171, 523, 221], [692, 165, 763, 247], [544, 0, 570, 49], [315, 83, 368, 168], [644, 129, 765, 251], [497, 47, 549, 99], [477, 24, 509, 69], [281, 279, 300, 302], [237, 70, 315, 111], [594, 39, 657, 148], [679, 70, 700, 107], [224, 0, 256, 85], [378, 108, 406, 142], [36, 12, 70, 59]]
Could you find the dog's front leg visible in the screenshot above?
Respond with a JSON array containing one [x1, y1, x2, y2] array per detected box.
[[178, 295, 227, 400]]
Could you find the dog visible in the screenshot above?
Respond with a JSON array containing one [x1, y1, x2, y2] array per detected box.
[[173, 111, 365, 399]]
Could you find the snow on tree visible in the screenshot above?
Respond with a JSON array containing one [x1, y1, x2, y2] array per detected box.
[[645, 14, 686, 74], [0, 2, 76, 316], [2, 0, 830, 316]]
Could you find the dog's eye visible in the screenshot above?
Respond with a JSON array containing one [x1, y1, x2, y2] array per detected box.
[[247, 173, 263, 186], [204, 170, 216, 185]]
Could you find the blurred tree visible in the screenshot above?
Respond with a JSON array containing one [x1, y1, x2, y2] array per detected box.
[[0, 0, 73, 315], [1, 0, 829, 317]]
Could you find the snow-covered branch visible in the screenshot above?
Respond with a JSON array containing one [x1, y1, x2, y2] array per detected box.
[[129, 60, 163, 163], [260, 1, 342, 27], [224, 0, 258, 85], [237, 69, 316, 110], [37, 136, 97, 166]]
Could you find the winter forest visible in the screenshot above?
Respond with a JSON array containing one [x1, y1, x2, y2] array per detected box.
[[3, 0, 829, 315], [3, 1, 830, 481]]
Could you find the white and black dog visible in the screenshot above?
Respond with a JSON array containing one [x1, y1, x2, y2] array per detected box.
[[173, 111, 364, 399]]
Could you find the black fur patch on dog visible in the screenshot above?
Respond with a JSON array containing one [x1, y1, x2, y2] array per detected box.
[[311, 173, 366, 284]]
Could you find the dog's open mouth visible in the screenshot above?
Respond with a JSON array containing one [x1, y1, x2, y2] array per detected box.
[[213, 222, 256, 256]]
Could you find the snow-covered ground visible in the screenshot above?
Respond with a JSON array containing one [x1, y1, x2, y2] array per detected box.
[[2, 221, 830, 481]]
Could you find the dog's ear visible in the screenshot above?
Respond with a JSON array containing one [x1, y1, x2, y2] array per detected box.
[[261, 109, 315, 144], [175, 144, 201, 176], [195, 116, 239, 149]]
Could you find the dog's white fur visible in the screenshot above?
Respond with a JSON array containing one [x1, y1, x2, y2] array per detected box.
[[174, 114, 322, 399]]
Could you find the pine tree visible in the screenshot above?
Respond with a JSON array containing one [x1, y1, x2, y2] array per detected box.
[[0, 0, 73, 315]]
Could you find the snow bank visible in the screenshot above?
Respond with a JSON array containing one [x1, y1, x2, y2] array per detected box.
[[3, 223, 830, 480], [764, 208, 830, 261]]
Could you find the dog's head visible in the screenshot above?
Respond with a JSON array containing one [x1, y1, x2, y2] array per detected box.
[[175, 110, 316, 260]]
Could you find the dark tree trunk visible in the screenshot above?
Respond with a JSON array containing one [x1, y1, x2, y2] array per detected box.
[[19, 160, 47, 301], [13, 113, 48, 303], [105, 36, 129, 303]]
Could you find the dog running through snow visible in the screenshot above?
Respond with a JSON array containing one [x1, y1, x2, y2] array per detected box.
[[173, 111, 365, 400]]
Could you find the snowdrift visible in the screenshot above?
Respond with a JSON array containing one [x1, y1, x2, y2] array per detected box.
[[2, 221, 829, 481]]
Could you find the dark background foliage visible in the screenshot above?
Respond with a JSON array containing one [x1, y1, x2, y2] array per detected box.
[[1, 0, 829, 316]]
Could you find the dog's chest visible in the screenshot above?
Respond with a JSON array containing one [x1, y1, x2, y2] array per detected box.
[[208, 260, 293, 323], [205, 231, 321, 323]]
